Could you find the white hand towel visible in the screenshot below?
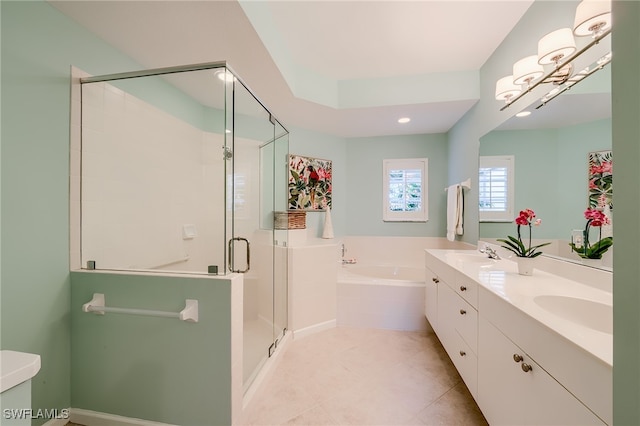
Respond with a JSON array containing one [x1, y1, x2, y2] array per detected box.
[[456, 184, 464, 236], [446, 184, 459, 242]]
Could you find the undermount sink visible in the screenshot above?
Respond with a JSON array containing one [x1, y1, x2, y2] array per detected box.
[[534, 295, 612, 334], [445, 252, 498, 265]]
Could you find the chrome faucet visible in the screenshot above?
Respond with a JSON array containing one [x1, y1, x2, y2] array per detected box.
[[480, 245, 501, 260], [340, 243, 357, 264]]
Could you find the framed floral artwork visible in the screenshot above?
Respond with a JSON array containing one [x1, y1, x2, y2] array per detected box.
[[588, 150, 612, 209], [288, 155, 332, 211]]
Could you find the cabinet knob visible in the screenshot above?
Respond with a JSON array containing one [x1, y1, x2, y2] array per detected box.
[[459, 350, 466, 357], [460, 285, 467, 291], [432, 277, 440, 283], [459, 309, 467, 315], [521, 363, 532, 373], [513, 354, 523, 363]]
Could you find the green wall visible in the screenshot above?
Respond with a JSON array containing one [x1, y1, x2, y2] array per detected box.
[[70, 272, 232, 425], [480, 118, 611, 239], [612, 1, 640, 423], [345, 133, 448, 236]]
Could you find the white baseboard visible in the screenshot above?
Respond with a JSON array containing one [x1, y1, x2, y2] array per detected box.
[[42, 417, 68, 426], [69, 408, 176, 426], [292, 319, 336, 340]]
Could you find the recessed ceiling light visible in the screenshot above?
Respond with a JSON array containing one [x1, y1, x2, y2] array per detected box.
[[215, 70, 234, 83], [516, 111, 531, 118], [398, 117, 411, 124]]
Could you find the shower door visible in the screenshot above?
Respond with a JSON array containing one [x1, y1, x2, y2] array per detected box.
[[229, 74, 289, 392]]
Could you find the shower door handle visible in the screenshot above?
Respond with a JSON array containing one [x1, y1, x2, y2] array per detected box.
[[228, 237, 251, 273]]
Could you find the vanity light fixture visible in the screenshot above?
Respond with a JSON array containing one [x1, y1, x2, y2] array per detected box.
[[495, 75, 521, 104], [496, 0, 611, 111], [574, 0, 612, 37], [537, 51, 612, 108], [513, 55, 544, 87], [538, 28, 577, 66], [537, 28, 576, 84], [398, 117, 411, 124]]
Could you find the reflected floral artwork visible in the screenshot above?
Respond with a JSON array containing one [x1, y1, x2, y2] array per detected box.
[[288, 155, 332, 211], [588, 150, 612, 209]]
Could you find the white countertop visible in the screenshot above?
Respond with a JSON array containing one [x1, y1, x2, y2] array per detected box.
[[426, 249, 613, 367], [0, 350, 41, 393]]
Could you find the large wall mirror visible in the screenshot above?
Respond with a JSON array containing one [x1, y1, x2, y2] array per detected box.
[[479, 63, 612, 271]]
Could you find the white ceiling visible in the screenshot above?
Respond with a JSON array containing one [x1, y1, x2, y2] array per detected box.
[[50, 0, 536, 137]]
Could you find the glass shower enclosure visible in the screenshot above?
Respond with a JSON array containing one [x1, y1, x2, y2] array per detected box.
[[79, 62, 289, 391]]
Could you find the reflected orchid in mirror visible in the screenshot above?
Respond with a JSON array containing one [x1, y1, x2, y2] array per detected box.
[[498, 209, 550, 258], [569, 207, 613, 259]]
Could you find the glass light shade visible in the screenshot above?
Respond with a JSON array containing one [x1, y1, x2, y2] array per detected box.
[[538, 28, 577, 65], [495, 75, 521, 102], [513, 55, 544, 85], [574, 0, 612, 37]]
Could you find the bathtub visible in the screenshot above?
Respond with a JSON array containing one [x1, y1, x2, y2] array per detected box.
[[337, 264, 428, 332]]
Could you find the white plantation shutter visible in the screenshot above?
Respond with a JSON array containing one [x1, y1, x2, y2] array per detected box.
[[383, 158, 428, 222], [479, 156, 514, 222]]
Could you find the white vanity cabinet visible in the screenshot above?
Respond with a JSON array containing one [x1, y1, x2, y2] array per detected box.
[[424, 249, 612, 425], [478, 316, 604, 425]]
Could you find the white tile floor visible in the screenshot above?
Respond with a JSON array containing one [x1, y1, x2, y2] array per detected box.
[[242, 326, 488, 426]]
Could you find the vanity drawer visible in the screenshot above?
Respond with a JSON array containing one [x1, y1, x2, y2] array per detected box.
[[449, 330, 478, 399], [438, 282, 478, 354], [455, 298, 478, 354], [454, 272, 478, 308]]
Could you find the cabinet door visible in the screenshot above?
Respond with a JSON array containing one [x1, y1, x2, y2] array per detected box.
[[524, 358, 605, 426], [479, 317, 605, 426], [425, 266, 438, 331], [436, 281, 459, 353], [478, 316, 525, 425]]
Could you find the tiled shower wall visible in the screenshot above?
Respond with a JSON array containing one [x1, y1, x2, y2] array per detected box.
[[77, 79, 225, 272]]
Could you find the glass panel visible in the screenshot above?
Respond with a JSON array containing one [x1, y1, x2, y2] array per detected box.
[[233, 78, 275, 391], [80, 68, 227, 274], [273, 121, 289, 346]]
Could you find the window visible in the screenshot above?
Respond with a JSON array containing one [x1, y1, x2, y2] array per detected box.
[[383, 158, 428, 222], [479, 155, 514, 222]]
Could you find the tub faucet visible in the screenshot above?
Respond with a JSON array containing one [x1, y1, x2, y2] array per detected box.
[[340, 244, 357, 264], [480, 245, 501, 260]]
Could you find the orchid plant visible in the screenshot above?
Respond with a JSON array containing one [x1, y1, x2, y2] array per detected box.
[[498, 209, 550, 258], [569, 208, 613, 259]]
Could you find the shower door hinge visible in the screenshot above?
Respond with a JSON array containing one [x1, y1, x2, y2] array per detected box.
[[223, 146, 233, 160], [268, 342, 275, 358]]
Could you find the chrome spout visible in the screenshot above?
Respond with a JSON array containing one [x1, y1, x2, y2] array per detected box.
[[479, 245, 501, 260]]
